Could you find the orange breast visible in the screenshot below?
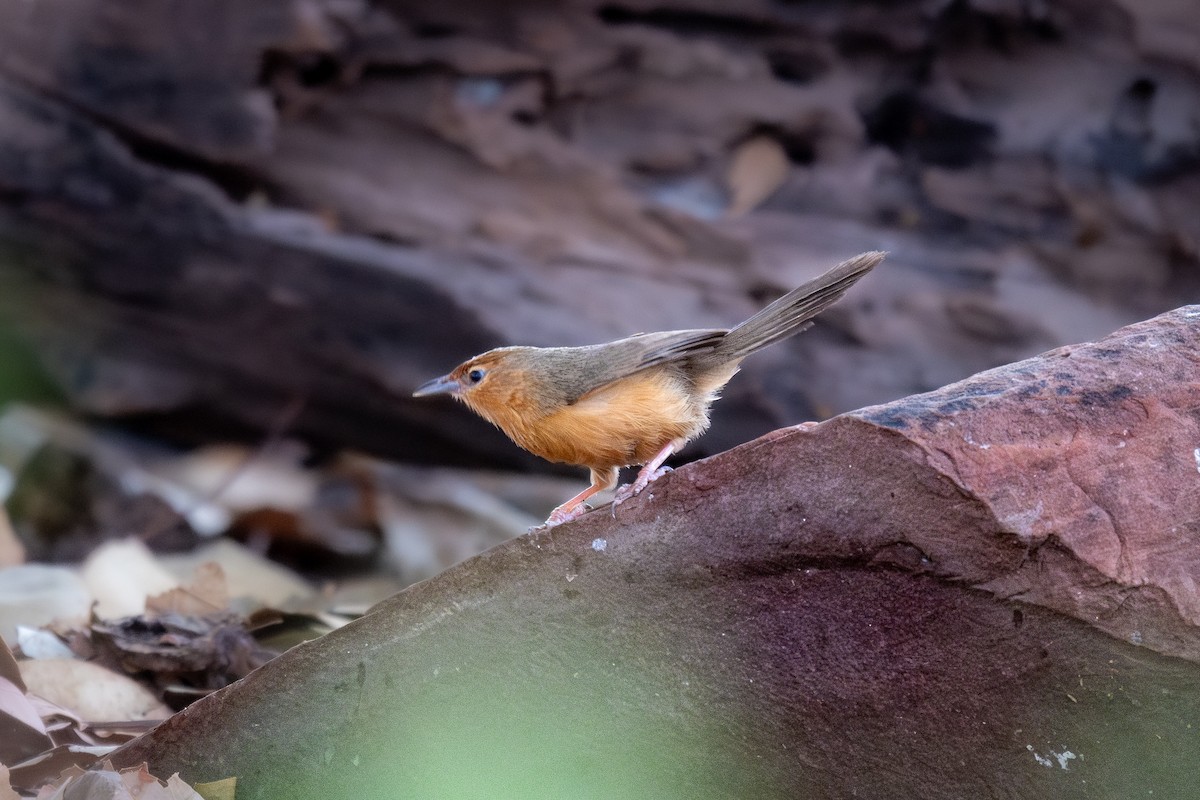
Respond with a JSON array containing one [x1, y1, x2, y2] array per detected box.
[[510, 369, 709, 470]]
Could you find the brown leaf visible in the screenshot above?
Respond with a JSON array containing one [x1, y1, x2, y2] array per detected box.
[[193, 777, 237, 800], [159, 540, 316, 611], [27, 762, 205, 800], [9, 749, 109, 794], [82, 540, 180, 620], [0, 507, 22, 568], [146, 563, 229, 617], [0, 633, 25, 691], [19, 659, 172, 724], [0, 676, 51, 765], [0, 764, 20, 800], [89, 613, 277, 705], [118, 764, 204, 799]]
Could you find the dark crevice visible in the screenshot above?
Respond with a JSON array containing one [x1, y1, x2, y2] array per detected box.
[[862, 91, 995, 169], [259, 50, 343, 90], [354, 62, 456, 81], [361, 228, 422, 249], [933, 0, 1064, 53], [597, 5, 780, 38], [765, 48, 829, 85], [7, 75, 269, 202], [1128, 77, 1157, 101], [833, 30, 896, 59], [511, 108, 540, 126], [118, 133, 269, 202], [412, 21, 461, 39], [1090, 76, 1200, 183]]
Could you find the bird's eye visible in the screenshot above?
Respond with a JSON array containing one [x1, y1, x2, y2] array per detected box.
[[467, 368, 485, 384]]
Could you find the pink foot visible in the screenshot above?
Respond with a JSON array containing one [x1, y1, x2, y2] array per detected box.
[[612, 465, 672, 507], [543, 502, 590, 528]]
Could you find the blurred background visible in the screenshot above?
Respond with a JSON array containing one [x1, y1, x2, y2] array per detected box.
[[1, 0, 1198, 613]]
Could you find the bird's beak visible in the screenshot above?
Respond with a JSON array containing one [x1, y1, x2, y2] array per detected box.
[[413, 374, 460, 398]]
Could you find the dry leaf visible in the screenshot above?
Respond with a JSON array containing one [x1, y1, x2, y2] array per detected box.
[[82, 540, 179, 619], [146, 563, 230, 616], [193, 776, 237, 800], [89, 612, 277, 704], [0, 675, 52, 765], [0, 565, 92, 645], [725, 136, 790, 217], [23, 762, 208, 800], [119, 764, 204, 799], [0, 764, 20, 800], [0, 632, 25, 690], [155, 443, 316, 513], [16, 626, 76, 660], [19, 659, 172, 722], [10, 746, 112, 793], [159, 540, 314, 610], [0, 506, 22, 568]]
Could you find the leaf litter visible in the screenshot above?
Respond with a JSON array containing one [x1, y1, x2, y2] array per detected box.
[[0, 403, 566, 796]]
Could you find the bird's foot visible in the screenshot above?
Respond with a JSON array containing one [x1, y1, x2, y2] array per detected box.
[[544, 501, 590, 528], [612, 465, 672, 508]]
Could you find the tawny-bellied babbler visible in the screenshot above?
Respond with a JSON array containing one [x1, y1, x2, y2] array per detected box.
[[415, 251, 884, 526]]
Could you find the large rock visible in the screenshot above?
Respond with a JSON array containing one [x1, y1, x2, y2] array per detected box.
[[110, 308, 1200, 798]]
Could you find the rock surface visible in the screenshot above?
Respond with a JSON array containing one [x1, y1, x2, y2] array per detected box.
[[1, 0, 1198, 468], [110, 308, 1200, 798]]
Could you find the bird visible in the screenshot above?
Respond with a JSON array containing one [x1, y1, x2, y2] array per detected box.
[[414, 251, 884, 527]]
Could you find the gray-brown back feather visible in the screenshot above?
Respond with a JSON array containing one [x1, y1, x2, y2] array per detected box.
[[506, 329, 725, 408], [505, 251, 884, 408]]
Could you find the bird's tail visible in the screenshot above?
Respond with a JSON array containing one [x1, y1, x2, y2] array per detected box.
[[716, 250, 885, 360]]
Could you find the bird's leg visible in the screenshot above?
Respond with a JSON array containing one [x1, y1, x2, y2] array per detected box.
[[545, 484, 605, 527], [544, 467, 618, 527], [612, 441, 677, 507]]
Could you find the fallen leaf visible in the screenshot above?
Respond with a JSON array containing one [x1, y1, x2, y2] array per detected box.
[[16, 626, 76, 660], [158, 540, 314, 610], [146, 563, 229, 616], [242, 607, 335, 652], [0, 675, 52, 765], [154, 443, 316, 513], [20, 761, 211, 800], [193, 776, 236, 800], [0, 564, 92, 646], [0, 506, 22, 567], [725, 135, 790, 217], [0, 764, 20, 800], [82, 540, 179, 619], [19, 659, 172, 723], [9, 746, 111, 793], [0, 633, 25, 690], [0, 408, 200, 561], [89, 612, 277, 707], [119, 764, 204, 799]]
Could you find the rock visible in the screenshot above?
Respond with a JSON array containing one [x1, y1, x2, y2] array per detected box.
[[2, 0, 1198, 471], [109, 307, 1200, 798]]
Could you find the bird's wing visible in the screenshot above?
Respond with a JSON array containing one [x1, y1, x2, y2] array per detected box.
[[542, 329, 727, 405], [622, 329, 727, 371]]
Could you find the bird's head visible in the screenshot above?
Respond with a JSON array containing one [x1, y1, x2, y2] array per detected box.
[[412, 348, 536, 427], [413, 349, 510, 398]]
